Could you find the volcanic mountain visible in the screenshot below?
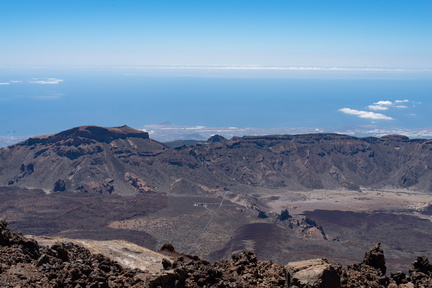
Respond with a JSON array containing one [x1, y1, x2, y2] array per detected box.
[[0, 125, 169, 194], [1, 125, 432, 194]]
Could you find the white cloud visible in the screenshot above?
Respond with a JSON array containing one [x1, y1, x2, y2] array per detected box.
[[339, 108, 393, 120], [0, 82, 10, 85], [29, 78, 64, 84], [368, 105, 389, 111], [374, 100, 393, 106], [368, 99, 411, 111]]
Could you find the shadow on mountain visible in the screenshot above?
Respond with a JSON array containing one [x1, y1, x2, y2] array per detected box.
[[0, 186, 167, 250]]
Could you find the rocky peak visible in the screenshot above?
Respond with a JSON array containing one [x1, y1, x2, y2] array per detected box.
[[207, 134, 227, 143], [23, 125, 149, 146], [363, 242, 387, 275]]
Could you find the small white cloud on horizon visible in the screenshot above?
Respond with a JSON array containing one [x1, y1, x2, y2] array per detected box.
[[339, 108, 393, 120], [0, 82, 10, 85], [374, 100, 393, 106], [368, 105, 389, 111], [367, 99, 412, 112], [29, 78, 64, 84]]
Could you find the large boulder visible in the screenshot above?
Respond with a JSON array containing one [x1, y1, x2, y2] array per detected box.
[[285, 258, 341, 288]]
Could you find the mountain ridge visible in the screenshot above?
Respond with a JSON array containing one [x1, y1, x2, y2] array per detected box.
[[1, 125, 432, 194]]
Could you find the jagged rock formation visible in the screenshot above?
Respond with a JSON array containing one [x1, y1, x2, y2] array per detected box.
[[342, 243, 389, 287], [1, 221, 432, 288], [1, 126, 432, 194], [278, 209, 292, 221]]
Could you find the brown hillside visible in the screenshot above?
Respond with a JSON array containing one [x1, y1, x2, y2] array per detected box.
[[1, 126, 432, 194]]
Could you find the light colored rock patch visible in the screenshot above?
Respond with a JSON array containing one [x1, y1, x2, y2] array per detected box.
[[30, 236, 171, 274], [285, 258, 341, 288]]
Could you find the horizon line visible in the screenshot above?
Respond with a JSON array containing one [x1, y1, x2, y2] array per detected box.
[[1, 64, 431, 72]]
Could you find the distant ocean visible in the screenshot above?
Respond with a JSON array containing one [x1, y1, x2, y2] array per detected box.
[[0, 66, 431, 144]]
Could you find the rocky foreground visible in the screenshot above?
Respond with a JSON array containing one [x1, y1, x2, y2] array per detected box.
[[1, 220, 432, 287]]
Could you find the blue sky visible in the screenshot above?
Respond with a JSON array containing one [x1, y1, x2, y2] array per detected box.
[[0, 0, 431, 146], [1, 0, 431, 68]]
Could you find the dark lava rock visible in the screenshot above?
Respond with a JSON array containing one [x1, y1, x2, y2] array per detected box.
[[160, 243, 175, 252], [341, 243, 390, 288], [363, 242, 386, 275], [0, 219, 12, 246], [0, 220, 147, 287], [77, 181, 114, 194], [278, 209, 292, 221], [411, 256, 432, 274], [150, 250, 285, 288], [53, 179, 66, 192]]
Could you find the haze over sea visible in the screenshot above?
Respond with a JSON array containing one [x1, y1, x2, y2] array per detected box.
[[1, 1, 431, 146], [0, 65, 431, 146]]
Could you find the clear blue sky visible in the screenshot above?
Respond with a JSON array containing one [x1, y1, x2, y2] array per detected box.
[[1, 0, 431, 68]]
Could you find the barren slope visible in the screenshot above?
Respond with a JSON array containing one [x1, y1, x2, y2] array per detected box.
[[1, 126, 432, 194]]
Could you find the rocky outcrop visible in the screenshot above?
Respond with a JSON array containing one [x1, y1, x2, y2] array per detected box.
[[77, 181, 114, 194], [0, 220, 147, 287], [341, 243, 389, 287], [125, 172, 154, 193], [363, 242, 387, 275], [149, 249, 286, 288], [341, 243, 432, 288], [53, 179, 66, 192], [278, 209, 292, 221]]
